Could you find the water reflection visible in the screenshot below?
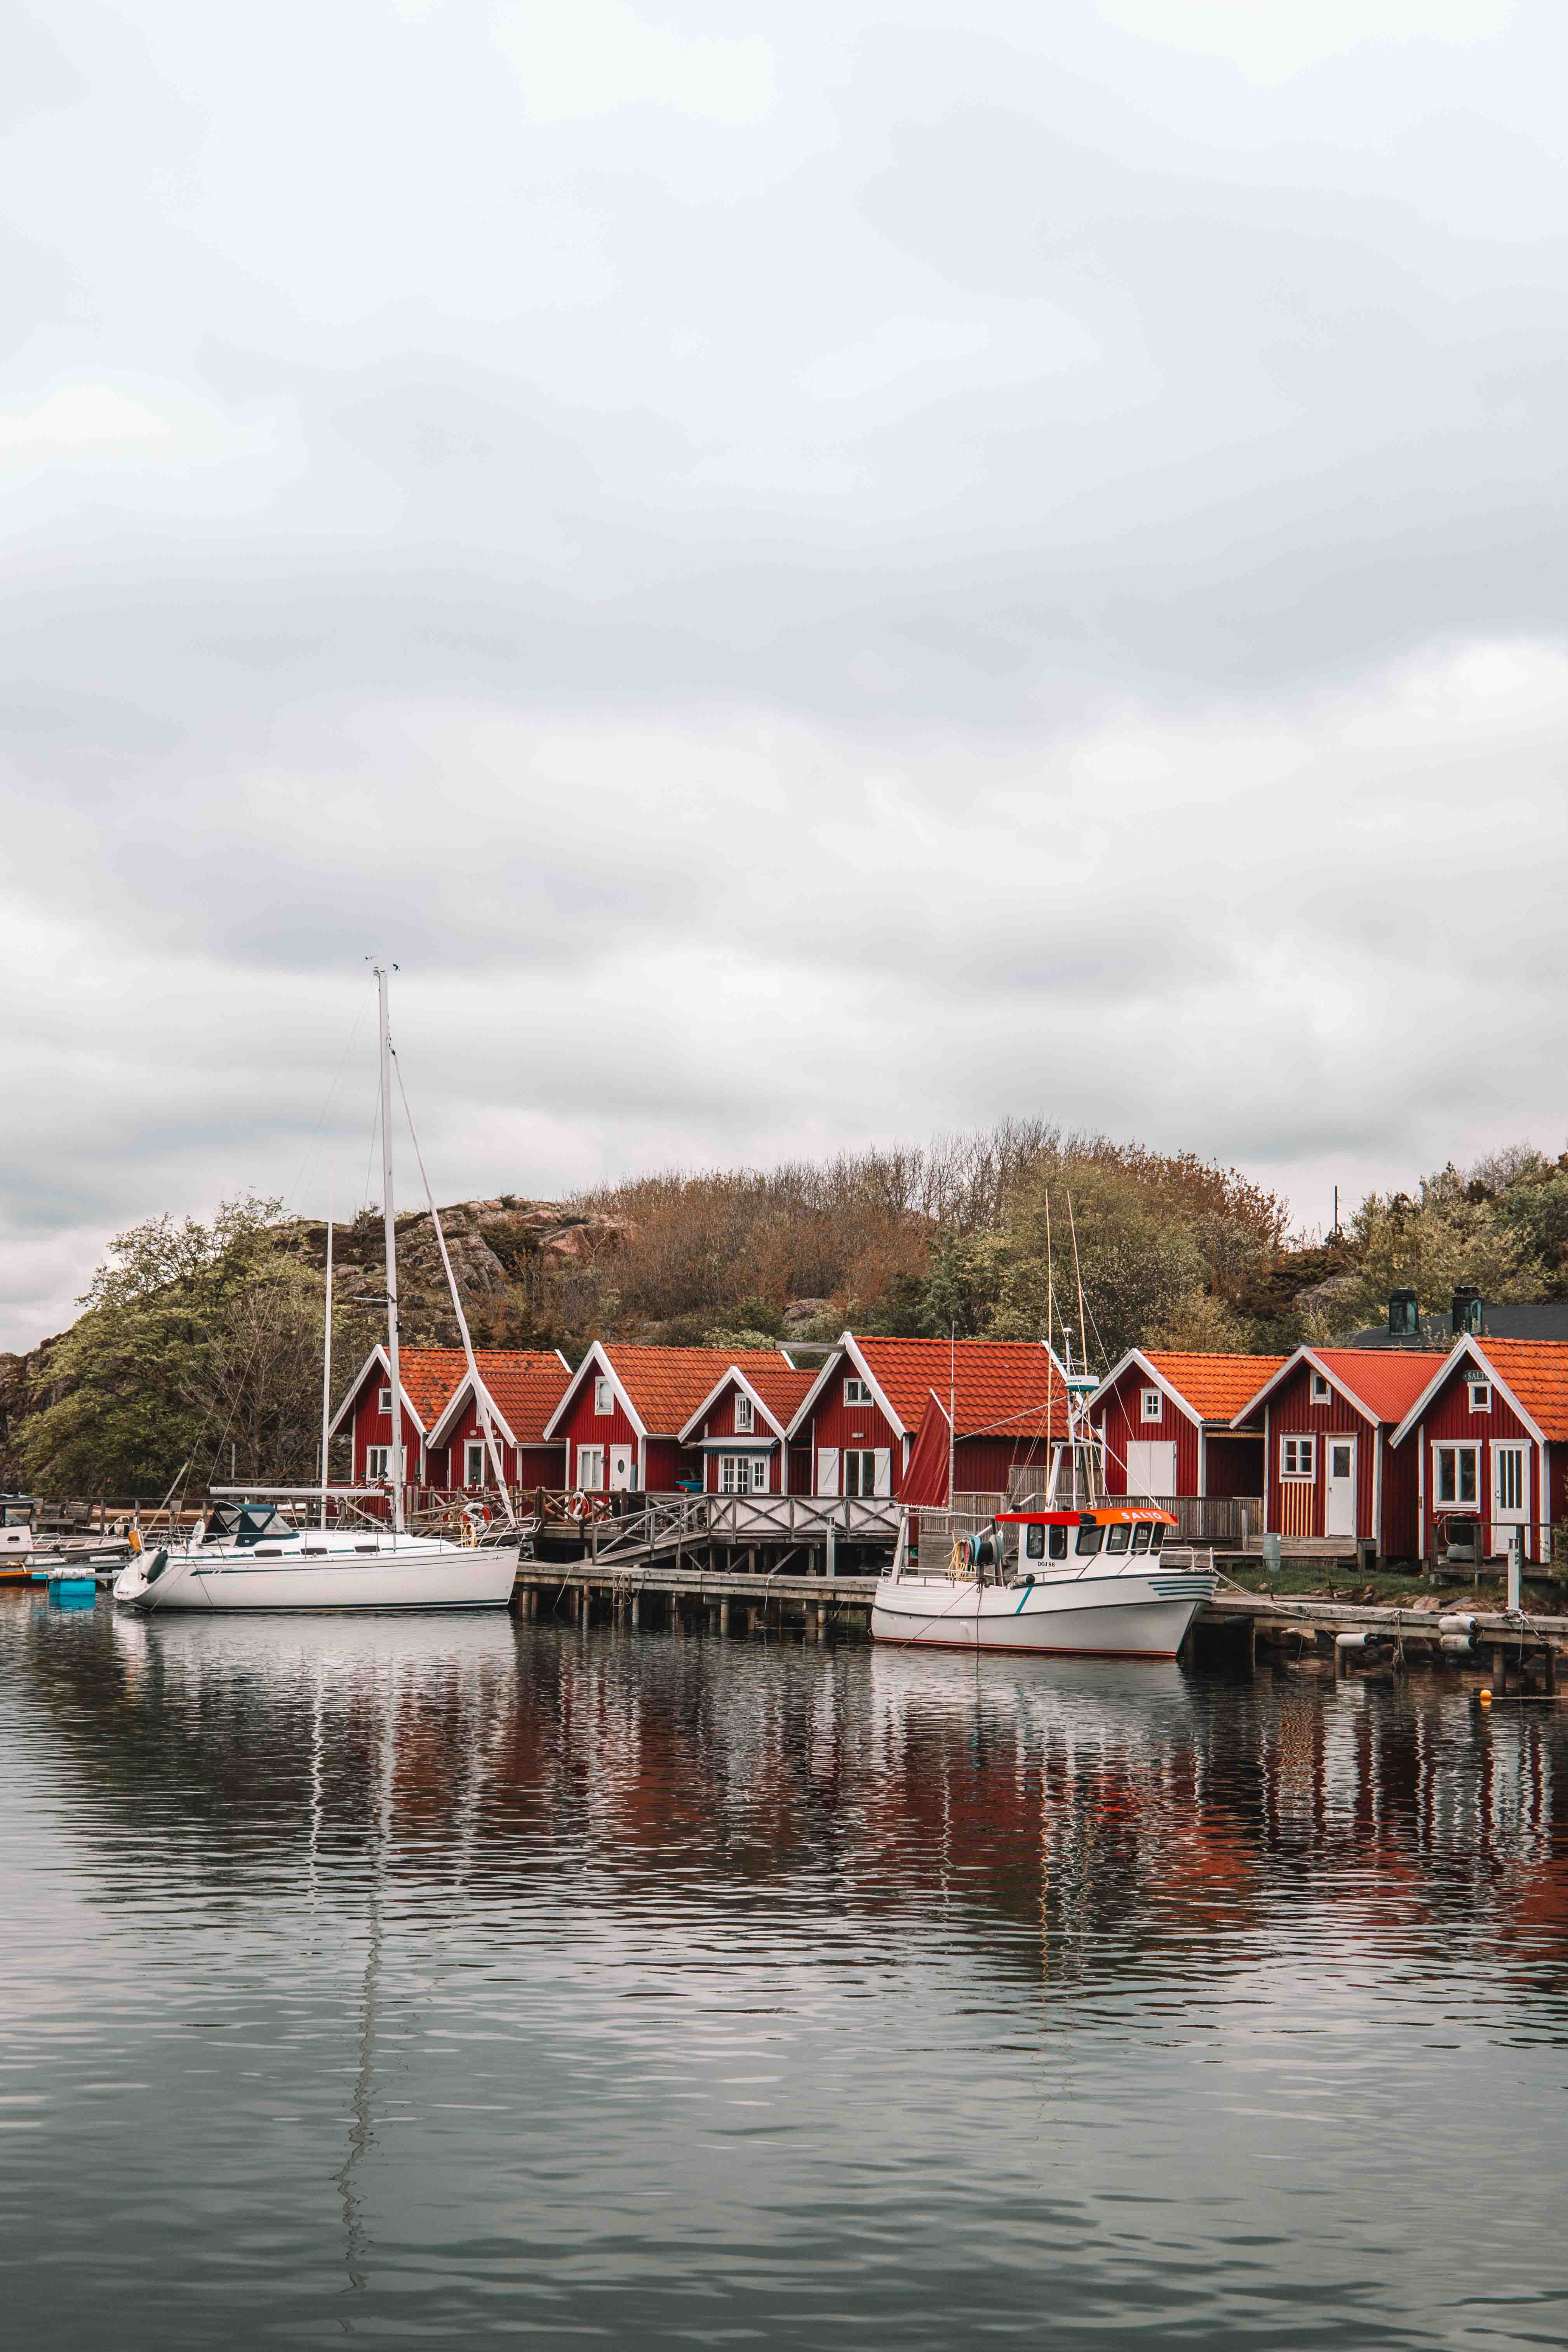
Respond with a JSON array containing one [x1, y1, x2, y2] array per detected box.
[[5, 1595, 1568, 2350]]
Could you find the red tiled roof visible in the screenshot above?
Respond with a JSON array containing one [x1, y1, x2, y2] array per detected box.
[[1470, 1339, 1568, 1441], [1144, 1351, 1288, 1423], [744, 1363, 817, 1428], [1312, 1350, 1439, 1424], [603, 1345, 786, 1435], [851, 1337, 1072, 1440]]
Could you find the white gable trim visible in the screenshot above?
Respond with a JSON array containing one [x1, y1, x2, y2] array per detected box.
[[541, 1340, 648, 1441], [678, 1366, 792, 1446], [328, 1342, 433, 1439], [786, 1333, 909, 1441], [427, 1375, 520, 1453], [1086, 1348, 1203, 1429], [1228, 1345, 1409, 1434], [1388, 1339, 1547, 1450]]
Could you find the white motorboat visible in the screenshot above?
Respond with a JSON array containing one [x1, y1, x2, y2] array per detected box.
[[871, 1506, 1213, 1659], [116, 963, 522, 1616], [114, 1499, 518, 1613]]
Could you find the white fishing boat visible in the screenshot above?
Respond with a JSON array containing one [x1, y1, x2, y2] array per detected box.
[[116, 964, 520, 1615], [871, 1504, 1213, 1659]]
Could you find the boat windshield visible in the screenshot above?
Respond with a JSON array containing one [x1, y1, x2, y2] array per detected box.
[[204, 1502, 298, 1546]]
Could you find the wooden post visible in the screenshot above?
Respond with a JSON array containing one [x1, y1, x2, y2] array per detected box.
[[816, 1604, 828, 1645], [1491, 1643, 1506, 1692], [631, 1593, 640, 1630], [1243, 1615, 1256, 1677], [1544, 1643, 1557, 1694], [719, 1597, 730, 1635]]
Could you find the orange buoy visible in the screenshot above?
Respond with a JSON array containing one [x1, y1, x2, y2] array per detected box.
[[1479, 1689, 1493, 1706]]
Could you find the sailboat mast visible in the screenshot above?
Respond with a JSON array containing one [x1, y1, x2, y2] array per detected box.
[[376, 964, 406, 1537], [319, 1179, 334, 1530]]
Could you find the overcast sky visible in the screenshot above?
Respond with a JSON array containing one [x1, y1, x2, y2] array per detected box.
[[4, 0, 1568, 1349]]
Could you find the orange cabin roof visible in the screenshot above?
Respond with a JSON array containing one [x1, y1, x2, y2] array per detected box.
[[601, 1345, 787, 1435], [394, 1347, 566, 1435], [1309, 1349, 1441, 1424], [466, 1353, 573, 1445], [851, 1337, 1073, 1440], [1462, 1338, 1568, 1441], [1142, 1351, 1287, 1424]]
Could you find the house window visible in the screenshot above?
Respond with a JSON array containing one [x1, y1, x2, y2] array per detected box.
[[719, 1454, 768, 1494], [1281, 1436, 1315, 1480], [1140, 1387, 1162, 1424], [464, 1440, 486, 1487], [842, 1449, 877, 1497], [1469, 1381, 1491, 1414], [1497, 1447, 1524, 1513], [578, 1445, 606, 1490], [593, 1378, 613, 1417], [734, 1393, 754, 1434], [378, 1386, 392, 1415], [844, 1377, 871, 1407], [1434, 1444, 1479, 1508], [365, 1446, 390, 1480], [1310, 1372, 1331, 1404]]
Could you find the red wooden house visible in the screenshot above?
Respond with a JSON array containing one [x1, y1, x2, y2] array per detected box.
[[1088, 1350, 1284, 1501], [1229, 1348, 1435, 1558], [788, 1335, 1070, 1502], [1389, 1337, 1568, 1564], [544, 1343, 786, 1494], [426, 1353, 573, 1490], [330, 1345, 569, 1488], [678, 1362, 817, 1494]]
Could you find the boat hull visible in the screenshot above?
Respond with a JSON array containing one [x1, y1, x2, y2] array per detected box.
[[113, 1543, 519, 1613], [870, 1567, 1213, 1659]]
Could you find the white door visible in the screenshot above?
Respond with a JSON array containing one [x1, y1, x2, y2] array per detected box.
[[1325, 1437, 1356, 1537], [1493, 1444, 1527, 1542], [817, 1447, 839, 1497], [609, 1445, 634, 1491], [1125, 1440, 1177, 1497]]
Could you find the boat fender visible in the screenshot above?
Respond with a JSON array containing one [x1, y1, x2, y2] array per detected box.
[[1439, 1615, 1479, 1639], [1336, 1630, 1395, 1654], [460, 1516, 479, 1548], [1440, 1632, 1480, 1656], [128, 1527, 143, 1556]]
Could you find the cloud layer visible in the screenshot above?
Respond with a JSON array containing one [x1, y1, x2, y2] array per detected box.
[[3, 2, 1568, 1346]]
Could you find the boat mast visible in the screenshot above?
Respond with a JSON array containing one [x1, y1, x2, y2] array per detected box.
[[376, 964, 406, 1537], [319, 1176, 334, 1530], [1044, 1190, 1056, 1504]]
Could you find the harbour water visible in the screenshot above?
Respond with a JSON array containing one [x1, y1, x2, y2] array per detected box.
[[4, 1596, 1568, 2348]]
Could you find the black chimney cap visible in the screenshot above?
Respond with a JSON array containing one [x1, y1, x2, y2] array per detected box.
[[1451, 1285, 1483, 1335], [1388, 1288, 1418, 1336]]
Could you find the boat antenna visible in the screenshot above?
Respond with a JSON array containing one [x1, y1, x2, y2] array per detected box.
[[374, 962, 406, 1536], [319, 1173, 334, 1531], [390, 1047, 517, 1529]]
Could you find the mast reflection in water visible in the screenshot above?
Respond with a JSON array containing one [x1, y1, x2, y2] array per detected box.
[[3, 1597, 1568, 2349]]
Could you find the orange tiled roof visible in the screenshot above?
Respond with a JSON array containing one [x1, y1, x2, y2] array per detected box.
[[1470, 1339, 1568, 1441], [395, 1347, 562, 1430], [469, 1352, 573, 1445], [603, 1345, 786, 1435], [1312, 1349, 1440, 1424], [744, 1363, 817, 1428], [1144, 1352, 1288, 1423], [852, 1337, 1072, 1440]]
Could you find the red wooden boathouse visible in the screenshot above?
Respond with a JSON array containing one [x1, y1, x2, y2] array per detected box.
[[1230, 1348, 1434, 1558], [545, 1342, 785, 1494], [678, 1362, 817, 1494], [426, 1355, 573, 1490], [1088, 1350, 1283, 1501], [1389, 1337, 1568, 1564], [330, 1345, 570, 1488], [788, 1335, 1069, 1502]]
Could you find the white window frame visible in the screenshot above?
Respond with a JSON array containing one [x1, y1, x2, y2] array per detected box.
[[1310, 1372, 1331, 1405], [844, 1377, 871, 1407], [1468, 1381, 1491, 1414], [593, 1377, 613, 1417], [378, 1386, 392, 1415], [734, 1392, 754, 1434], [1433, 1441, 1480, 1510], [719, 1453, 768, 1494], [464, 1440, 486, 1487], [842, 1448, 889, 1497], [1140, 1386, 1163, 1424], [578, 1444, 606, 1491], [365, 1445, 391, 1480], [1280, 1435, 1315, 1480]]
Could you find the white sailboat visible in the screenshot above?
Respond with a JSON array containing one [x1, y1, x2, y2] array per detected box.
[[115, 966, 520, 1614]]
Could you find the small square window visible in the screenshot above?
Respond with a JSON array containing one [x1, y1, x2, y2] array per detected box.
[[1140, 1386, 1162, 1424], [1310, 1372, 1331, 1404], [844, 1377, 870, 1406], [378, 1386, 392, 1415], [1469, 1381, 1491, 1414], [1282, 1436, 1316, 1479], [593, 1377, 613, 1417], [734, 1393, 754, 1434], [366, 1446, 390, 1480]]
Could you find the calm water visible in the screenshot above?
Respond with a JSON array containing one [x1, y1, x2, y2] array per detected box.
[[4, 1597, 1568, 2349]]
